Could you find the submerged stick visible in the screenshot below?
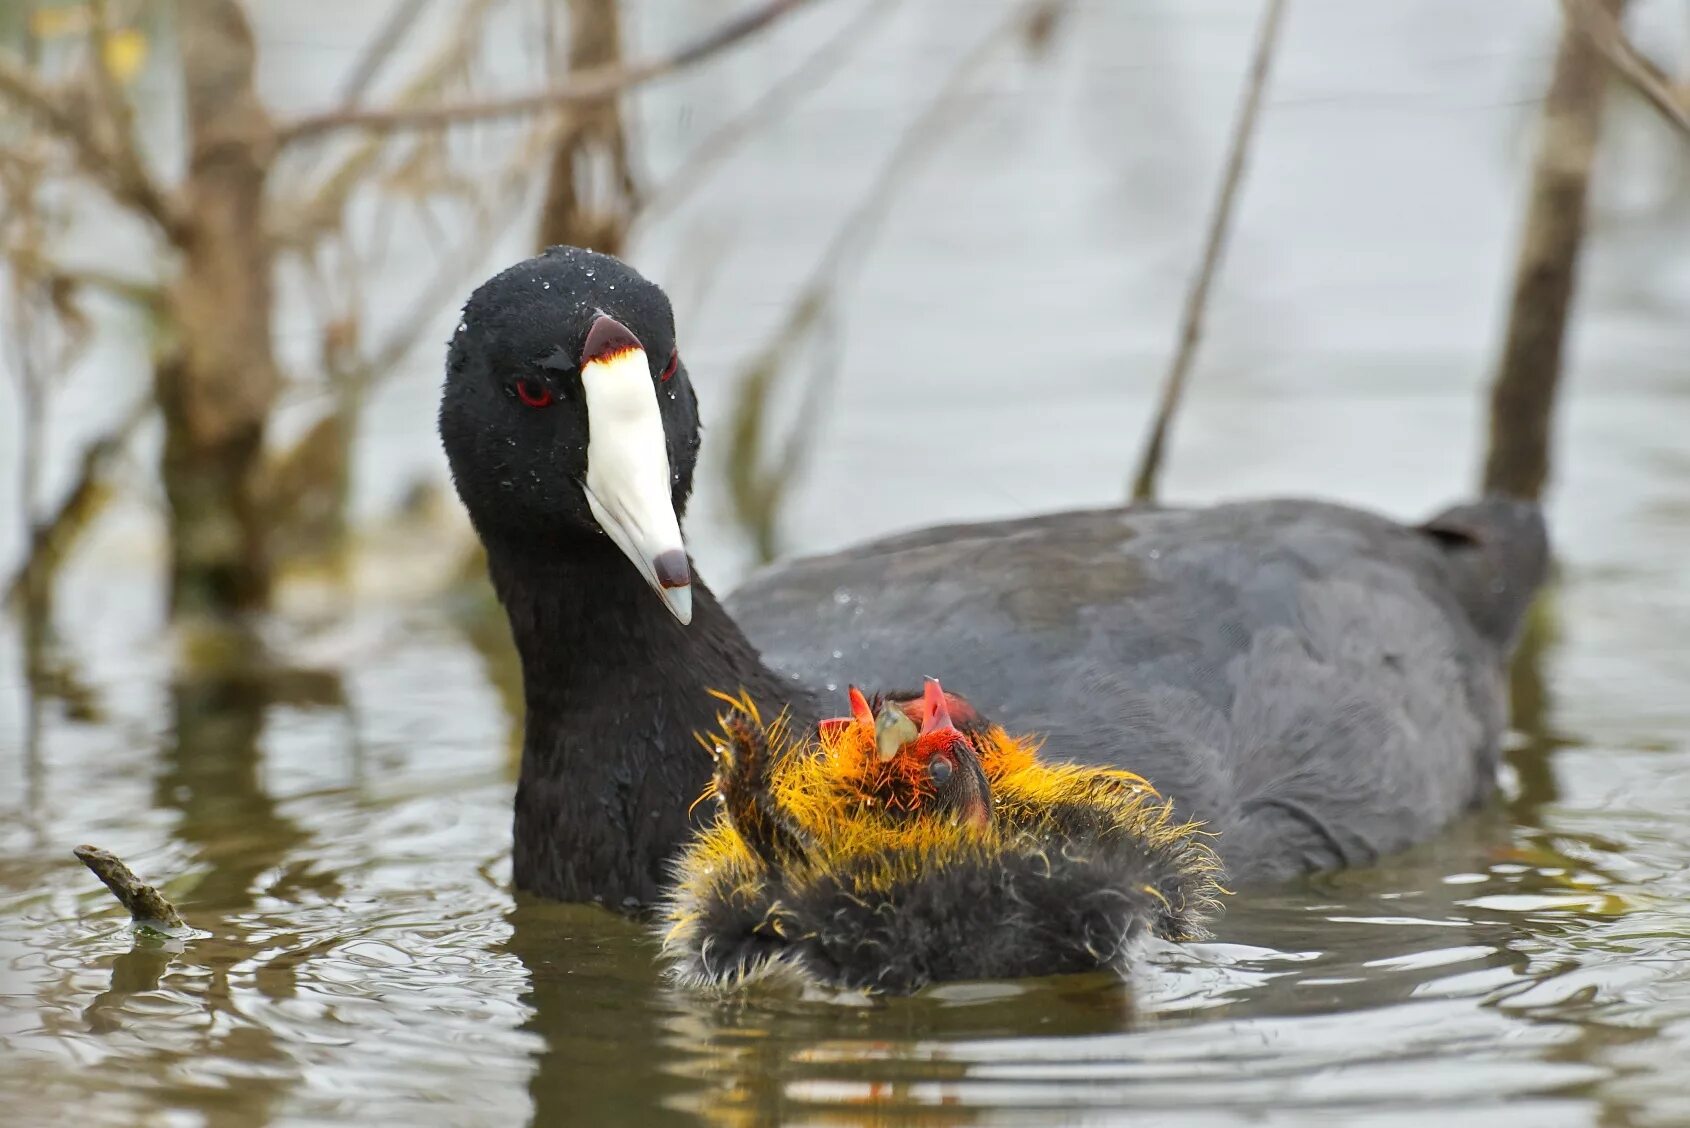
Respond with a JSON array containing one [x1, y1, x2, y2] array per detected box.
[[74, 845, 189, 934], [276, 0, 816, 144], [1129, 0, 1287, 504]]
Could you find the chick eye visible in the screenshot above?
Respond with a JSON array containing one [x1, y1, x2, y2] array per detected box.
[[928, 758, 953, 785], [515, 378, 553, 408], [659, 349, 679, 382]]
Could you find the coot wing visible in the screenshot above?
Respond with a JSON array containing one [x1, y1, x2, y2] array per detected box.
[[726, 497, 1547, 883]]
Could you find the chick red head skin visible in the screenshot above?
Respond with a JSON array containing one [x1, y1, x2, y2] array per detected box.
[[882, 684, 983, 731], [819, 680, 991, 829], [906, 681, 992, 829]]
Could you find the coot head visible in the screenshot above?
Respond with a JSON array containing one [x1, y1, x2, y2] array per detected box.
[[440, 246, 700, 622]]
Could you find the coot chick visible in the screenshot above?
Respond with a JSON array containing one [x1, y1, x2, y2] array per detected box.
[[661, 680, 1221, 993], [439, 246, 1549, 907]]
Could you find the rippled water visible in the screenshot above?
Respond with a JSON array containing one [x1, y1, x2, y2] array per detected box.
[[5, 1, 1690, 1124]]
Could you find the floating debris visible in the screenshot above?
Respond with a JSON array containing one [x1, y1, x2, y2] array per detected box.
[[73, 845, 191, 938]]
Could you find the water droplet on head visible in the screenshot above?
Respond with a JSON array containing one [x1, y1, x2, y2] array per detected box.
[[833, 588, 852, 606], [831, 650, 842, 660], [825, 683, 837, 692], [1148, 549, 1161, 560]]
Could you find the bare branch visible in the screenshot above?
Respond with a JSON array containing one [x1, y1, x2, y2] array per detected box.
[[347, 126, 552, 391], [86, 0, 169, 221], [338, 0, 437, 107], [274, 0, 817, 146], [50, 265, 164, 311], [0, 56, 84, 143], [294, 104, 561, 412], [726, 0, 1070, 558], [1129, 0, 1286, 504], [270, 0, 504, 251], [535, 0, 642, 253], [4, 397, 152, 609], [1483, 0, 1624, 500], [0, 50, 184, 237], [637, 0, 894, 232], [1563, 0, 1690, 140]]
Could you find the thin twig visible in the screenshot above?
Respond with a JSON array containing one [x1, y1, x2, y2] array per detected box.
[[269, 0, 508, 250], [280, 0, 446, 193], [3, 398, 152, 608], [48, 265, 164, 311], [0, 57, 74, 128], [73, 845, 189, 934], [275, 0, 817, 146], [1563, 0, 1690, 140], [86, 0, 159, 210], [1128, 0, 1287, 504], [315, 102, 571, 399], [338, 0, 436, 107], [726, 0, 1070, 558], [0, 54, 183, 237], [635, 0, 895, 232], [350, 199, 524, 392]]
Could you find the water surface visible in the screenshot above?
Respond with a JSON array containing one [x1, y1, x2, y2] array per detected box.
[[4, 1, 1690, 1124]]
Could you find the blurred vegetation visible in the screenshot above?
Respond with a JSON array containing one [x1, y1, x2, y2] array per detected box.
[[5, 12, 1690, 1116], [2, 0, 1688, 669], [0, 0, 809, 655]]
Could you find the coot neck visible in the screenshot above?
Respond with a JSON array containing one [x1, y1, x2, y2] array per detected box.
[[485, 532, 810, 908]]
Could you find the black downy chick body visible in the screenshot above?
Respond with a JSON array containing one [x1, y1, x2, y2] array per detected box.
[[662, 682, 1221, 994]]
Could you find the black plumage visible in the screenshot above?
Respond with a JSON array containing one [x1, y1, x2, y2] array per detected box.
[[661, 693, 1220, 994], [438, 246, 1550, 907]]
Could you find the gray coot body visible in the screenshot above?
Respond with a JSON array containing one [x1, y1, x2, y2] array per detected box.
[[438, 246, 1549, 906], [731, 498, 1547, 885]]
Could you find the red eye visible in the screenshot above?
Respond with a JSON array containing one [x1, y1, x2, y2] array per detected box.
[[515, 379, 553, 408], [660, 349, 679, 382]]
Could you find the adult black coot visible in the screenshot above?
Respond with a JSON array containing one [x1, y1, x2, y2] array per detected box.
[[438, 246, 1549, 908]]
